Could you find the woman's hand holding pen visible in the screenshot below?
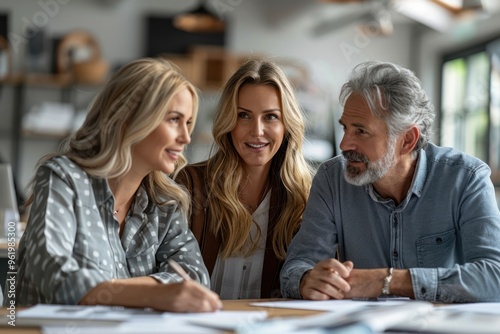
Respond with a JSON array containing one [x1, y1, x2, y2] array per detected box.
[[151, 280, 223, 313], [299, 258, 353, 300], [81, 275, 222, 313], [159, 259, 223, 313]]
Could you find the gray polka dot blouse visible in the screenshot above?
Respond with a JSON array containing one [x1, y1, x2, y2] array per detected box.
[[13, 156, 209, 306]]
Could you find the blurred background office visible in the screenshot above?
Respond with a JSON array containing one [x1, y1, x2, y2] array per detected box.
[[0, 0, 499, 209]]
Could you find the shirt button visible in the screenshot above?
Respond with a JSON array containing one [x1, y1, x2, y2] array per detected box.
[[421, 287, 426, 295], [243, 266, 247, 270], [436, 237, 443, 244], [392, 250, 399, 258], [118, 263, 123, 269]]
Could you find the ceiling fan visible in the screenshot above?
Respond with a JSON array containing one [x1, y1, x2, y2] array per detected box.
[[312, 0, 492, 37], [312, 0, 394, 37]]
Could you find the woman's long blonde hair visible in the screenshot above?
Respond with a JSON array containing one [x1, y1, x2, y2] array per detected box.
[[26, 58, 198, 212], [208, 58, 313, 260]]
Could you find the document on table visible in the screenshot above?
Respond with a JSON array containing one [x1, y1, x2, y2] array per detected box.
[[440, 302, 500, 315], [248, 300, 433, 333], [390, 307, 500, 334], [251, 300, 500, 334], [13, 304, 267, 334], [15, 304, 141, 327], [251, 298, 412, 312]]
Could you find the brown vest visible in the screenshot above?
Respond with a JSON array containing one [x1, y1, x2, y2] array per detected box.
[[176, 161, 284, 298]]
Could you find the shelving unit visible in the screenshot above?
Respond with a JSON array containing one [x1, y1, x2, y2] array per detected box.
[[1, 72, 103, 181], [1, 73, 27, 178], [1, 46, 251, 187]]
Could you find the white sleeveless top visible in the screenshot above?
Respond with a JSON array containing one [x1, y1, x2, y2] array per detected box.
[[211, 191, 270, 299]]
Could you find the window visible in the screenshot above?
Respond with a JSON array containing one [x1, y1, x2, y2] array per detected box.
[[440, 37, 500, 185]]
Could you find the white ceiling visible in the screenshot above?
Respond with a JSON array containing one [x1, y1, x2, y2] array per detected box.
[[251, 0, 500, 36]]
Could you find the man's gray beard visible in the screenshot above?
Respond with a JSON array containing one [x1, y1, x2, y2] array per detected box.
[[344, 140, 396, 186]]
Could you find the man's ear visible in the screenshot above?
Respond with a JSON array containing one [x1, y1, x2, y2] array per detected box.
[[401, 126, 420, 155]]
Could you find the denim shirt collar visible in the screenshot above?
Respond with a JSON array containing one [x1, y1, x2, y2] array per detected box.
[[365, 148, 427, 207], [411, 148, 428, 198]]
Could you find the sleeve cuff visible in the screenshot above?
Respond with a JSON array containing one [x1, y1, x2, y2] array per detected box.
[[149, 272, 182, 284], [410, 268, 438, 301], [281, 264, 313, 299]]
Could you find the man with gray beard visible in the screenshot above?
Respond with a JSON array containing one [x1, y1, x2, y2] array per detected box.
[[280, 61, 500, 303]]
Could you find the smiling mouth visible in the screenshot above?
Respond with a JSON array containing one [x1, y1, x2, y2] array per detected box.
[[166, 149, 181, 157], [246, 143, 268, 149]]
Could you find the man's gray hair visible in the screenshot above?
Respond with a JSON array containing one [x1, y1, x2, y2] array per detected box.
[[339, 61, 435, 159]]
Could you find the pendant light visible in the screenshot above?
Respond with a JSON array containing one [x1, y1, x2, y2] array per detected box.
[[173, 1, 225, 33]]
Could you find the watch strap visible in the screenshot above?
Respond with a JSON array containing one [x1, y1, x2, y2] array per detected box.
[[382, 267, 393, 295]]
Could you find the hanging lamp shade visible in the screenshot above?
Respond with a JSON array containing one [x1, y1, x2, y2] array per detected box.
[[173, 2, 225, 33]]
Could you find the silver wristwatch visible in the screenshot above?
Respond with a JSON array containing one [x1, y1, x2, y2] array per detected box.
[[382, 267, 393, 295]]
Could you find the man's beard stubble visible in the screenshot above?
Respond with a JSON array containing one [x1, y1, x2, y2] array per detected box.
[[342, 140, 396, 186]]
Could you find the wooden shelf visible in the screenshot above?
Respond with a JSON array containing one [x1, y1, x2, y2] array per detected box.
[[161, 46, 254, 90], [0, 73, 24, 85], [23, 73, 73, 88], [1, 72, 105, 88], [25, 73, 106, 88]]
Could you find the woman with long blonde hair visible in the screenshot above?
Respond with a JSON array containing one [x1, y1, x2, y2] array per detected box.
[[11, 58, 222, 312], [176, 58, 313, 298]]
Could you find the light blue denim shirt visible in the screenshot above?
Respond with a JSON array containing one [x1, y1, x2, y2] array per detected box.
[[281, 143, 500, 303]]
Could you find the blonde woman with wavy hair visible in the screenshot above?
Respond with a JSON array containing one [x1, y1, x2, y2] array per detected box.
[[12, 58, 222, 312], [176, 58, 313, 299]]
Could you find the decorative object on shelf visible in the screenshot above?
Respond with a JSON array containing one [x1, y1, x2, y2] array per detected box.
[[161, 45, 250, 90], [22, 102, 75, 138], [56, 30, 108, 85], [173, 1, 224, 33]]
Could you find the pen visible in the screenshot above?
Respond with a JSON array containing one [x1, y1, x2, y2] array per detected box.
[[352, 298, 384, 302], [167, 259, 192, 281], [352, 296, 410, 301]]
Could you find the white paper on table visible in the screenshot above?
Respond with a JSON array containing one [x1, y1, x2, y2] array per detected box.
[[250, 300, 437, 332], [439, 302, 500, 315], [391, 307, 500, 334], [43, 319, 219, 334], [250, 298, 412, 313], [15, 305, 140, 327], [40, 310, 268, 334], [18, 304, 160, 321]]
